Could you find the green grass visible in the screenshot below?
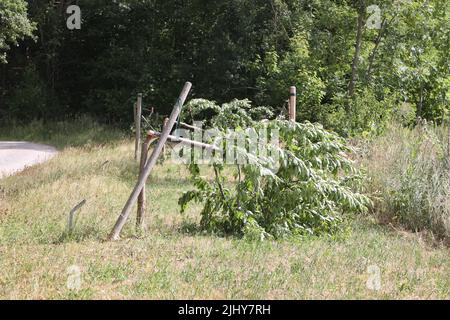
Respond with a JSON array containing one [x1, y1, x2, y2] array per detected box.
[[0, 118, 448, 299], [0, 115, 125, 149]]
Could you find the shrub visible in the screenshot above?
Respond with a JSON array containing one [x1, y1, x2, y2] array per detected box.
[[184, 98, 275, 129], [179, 120, 371, 240], [3, 64, 49, 120], [252, 34, 327, 123], [322, 89, 398, 137], [360, 121, 450, 241]]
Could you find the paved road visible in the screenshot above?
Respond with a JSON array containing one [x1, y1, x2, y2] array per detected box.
[[0, 142, 58, 178]]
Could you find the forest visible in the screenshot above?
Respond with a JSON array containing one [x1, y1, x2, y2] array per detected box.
[[0, 0, 448, 300], [1, 0, 448, 129]]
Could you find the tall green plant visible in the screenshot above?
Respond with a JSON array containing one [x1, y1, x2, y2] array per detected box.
[[179, 120, 371, 239]]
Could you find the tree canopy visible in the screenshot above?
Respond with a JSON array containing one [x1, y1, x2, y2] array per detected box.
[[0, 0, 35, 63], [0, 0, 448, 132]]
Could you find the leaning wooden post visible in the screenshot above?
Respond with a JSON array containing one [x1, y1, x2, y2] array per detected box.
[[134, 93, 143, 161], [108, 82, 192, 241], [289, 86, 297, 122], [136, 137, 151, 230]]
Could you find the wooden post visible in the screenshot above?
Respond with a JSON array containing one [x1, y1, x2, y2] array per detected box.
[[289, 86, 297, 122], [136, 138, 150, 230], [162, 117, 169, 157], [133, 102, 137, 141], [179, 122, 203, 132], [108, 82, 192, 241], [147, 130, 221, 152], [135, 93, 143, 161]]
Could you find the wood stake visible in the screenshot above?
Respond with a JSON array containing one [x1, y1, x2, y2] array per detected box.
[[179, 122, 203, 132], [108, 82, 192, 241], [289, 86, 297, 122], [147, 130, 221, 152], [135, 94, 143, 160], [162, 117, 169, 157], [136, 137, 151, 230]]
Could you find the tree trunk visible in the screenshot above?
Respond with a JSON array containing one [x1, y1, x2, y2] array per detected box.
[[365, 18, 387, 82], [348, 4, 366, 98]]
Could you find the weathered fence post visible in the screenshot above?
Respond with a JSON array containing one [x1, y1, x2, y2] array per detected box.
[[136, 138, 150, 230], [134, 93, 143, 161], [162, 117, 169, 158], [289, 86, 297, 122], [108, 82, 192, 241]]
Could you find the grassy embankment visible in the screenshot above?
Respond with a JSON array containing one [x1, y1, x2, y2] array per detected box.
[[0, 117, 448, 299]]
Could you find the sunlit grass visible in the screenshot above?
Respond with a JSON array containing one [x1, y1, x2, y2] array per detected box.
[[0, 119, 448, 299]]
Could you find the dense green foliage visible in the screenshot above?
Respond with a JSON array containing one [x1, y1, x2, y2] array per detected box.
[[0, 0, 448, 240], [185, 98, 275, 128], [0, 0, 35, 64], [179, 102, 371, 239], [0, 0, 448, 130]]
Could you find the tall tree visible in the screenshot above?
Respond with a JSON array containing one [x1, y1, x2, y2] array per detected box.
[[0, 0, 35, 63], [348, 0, 366, 97]]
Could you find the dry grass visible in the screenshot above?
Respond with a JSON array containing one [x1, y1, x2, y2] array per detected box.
[[0, 118, 448, 299], [359, 122, 450, 242]]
